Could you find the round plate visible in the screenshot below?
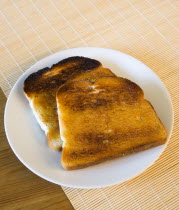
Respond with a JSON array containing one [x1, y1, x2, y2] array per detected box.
[[4, 47, 173, 189]]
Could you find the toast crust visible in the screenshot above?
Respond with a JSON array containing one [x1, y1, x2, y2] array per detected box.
[[62, 140, 164, 170], [24, 57, 115, 150], [57, 77, 167, 169]]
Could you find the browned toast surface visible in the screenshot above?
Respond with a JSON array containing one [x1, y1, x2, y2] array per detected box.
[[24, 56, 102, 94], [57, 77, 167, 170], [24, 57, 115, 150]]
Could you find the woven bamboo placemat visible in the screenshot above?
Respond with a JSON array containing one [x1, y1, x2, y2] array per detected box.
[[0, 1, 178, 209]]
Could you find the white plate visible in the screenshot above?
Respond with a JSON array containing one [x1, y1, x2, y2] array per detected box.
[[4, 47, 173, 189]]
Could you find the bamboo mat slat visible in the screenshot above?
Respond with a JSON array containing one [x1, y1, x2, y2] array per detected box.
[[0, 1, 178, 209]]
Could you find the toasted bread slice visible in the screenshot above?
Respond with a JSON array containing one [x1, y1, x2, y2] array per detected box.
[[57, 77, 167, 170], [24, 57, 115, 150]]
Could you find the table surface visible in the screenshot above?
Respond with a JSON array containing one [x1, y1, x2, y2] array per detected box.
[[0, 89, 73, 210]]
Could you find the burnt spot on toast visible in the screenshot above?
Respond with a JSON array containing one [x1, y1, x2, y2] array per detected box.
[[58, 77, 144, 111], [24, 56, 101, 94], [52, 56, 101, 70]]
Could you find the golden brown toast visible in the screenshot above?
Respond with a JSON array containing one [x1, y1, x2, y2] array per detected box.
[[24, 57, 115, 150], [56, 77, 167, 170]]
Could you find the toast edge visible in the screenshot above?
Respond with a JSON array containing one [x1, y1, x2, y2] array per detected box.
[[24, 92, 62, 151], [62, 138, 167, 170]]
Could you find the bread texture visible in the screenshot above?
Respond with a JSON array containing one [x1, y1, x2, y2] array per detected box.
[[56, 77, 167, 170], [24, 56, 115, 150]]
